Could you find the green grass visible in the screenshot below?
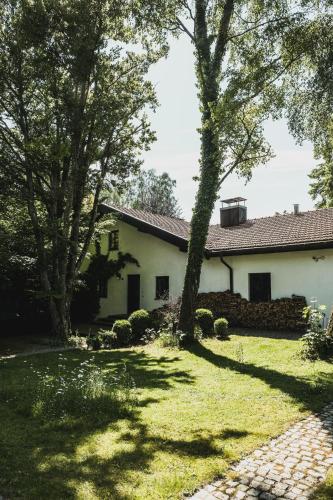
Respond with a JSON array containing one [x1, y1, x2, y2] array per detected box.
[[311, 469, 333, 499], [1, 331, 333, 499]]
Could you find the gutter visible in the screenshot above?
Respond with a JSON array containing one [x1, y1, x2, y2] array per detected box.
[[220, 255, 234, 293]]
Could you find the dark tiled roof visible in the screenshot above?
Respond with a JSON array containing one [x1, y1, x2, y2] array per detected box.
[[100, 204, 333, 255]]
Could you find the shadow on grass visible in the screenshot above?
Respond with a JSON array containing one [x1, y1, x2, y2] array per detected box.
[[0, 348, 245, 499], [2, 341, 333, 499], [187, 342, 333, 499], [187, 342, 333, 413], [231, 327, 302, 341]]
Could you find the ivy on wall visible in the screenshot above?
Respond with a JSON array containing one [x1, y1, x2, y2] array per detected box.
[[71, 252, 139, 322]]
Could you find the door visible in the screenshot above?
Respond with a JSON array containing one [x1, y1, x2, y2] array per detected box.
[[127, 275, 140, 314]]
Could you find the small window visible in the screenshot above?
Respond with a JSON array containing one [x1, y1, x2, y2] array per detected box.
[[155, 276, 169, 300], [109, 230, 119, 251], [98, 278, 108, 298], [249, 273, 271, 302]]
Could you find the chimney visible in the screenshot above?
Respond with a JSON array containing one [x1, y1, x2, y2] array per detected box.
[[293, 203, 300, 215], [220, 197, 247, 227]]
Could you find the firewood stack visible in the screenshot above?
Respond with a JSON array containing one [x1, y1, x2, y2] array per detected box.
[[196, 291, 307, 332]]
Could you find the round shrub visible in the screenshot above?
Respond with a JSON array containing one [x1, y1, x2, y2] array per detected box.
[[214, 317, 229, 338], [195, 308, 214, 336], [112, 320, 132, 346], [128, 309, 151, 341]]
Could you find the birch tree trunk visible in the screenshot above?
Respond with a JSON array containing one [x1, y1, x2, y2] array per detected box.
[[178, 0, 234, 339]]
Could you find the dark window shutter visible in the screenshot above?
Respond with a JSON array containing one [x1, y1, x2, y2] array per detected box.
[[249, 273, 271, 302]]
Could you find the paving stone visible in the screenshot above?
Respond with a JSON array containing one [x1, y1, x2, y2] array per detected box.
[[212, 492, 228, 500], [204, 485, 217, 493], [234, 491, 246, 499], [189, 402, 333, 500], [247, 488, 261, 496]]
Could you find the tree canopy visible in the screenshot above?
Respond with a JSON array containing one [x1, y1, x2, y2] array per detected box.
[[284, 6, 333, 207], [106, 168, 182, 217], [0, 0, 165, 338]]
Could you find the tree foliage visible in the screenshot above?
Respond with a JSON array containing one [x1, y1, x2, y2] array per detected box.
[[168, 0, 326, 339], [106, 168, 182, 217], [0, 0, 164, 338], [284, 6, 333, 208]]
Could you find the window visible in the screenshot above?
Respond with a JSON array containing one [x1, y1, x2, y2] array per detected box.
[[98, 278, 108, 298], [109, 230, 119, 251], [249, 273, 271, 302], [155, 276, 169, 300]]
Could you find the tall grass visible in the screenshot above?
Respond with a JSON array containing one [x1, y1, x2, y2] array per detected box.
[[31, 355, 136, 421]]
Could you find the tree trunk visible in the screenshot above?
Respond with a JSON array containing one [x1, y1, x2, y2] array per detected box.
[[49, 295, 71, 341], [327, 309, 333, 337], [178, 101, 220, 340]]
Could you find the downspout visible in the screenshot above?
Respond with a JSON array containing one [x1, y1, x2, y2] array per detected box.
[[220, 255, 234, 293]]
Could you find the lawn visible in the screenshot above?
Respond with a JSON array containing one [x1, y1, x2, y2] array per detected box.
[[1, 331, 333, 499]]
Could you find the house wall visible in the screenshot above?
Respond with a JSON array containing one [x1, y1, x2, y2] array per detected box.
[[226, 249, 333, 321], [97, 220, 229, 317], [92, 220, 333, 322]]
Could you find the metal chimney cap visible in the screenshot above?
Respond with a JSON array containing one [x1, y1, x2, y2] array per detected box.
[[293, 203, 300, 215], [221, 197, 247, 205]]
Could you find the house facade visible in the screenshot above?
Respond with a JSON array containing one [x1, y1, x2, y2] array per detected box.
[[91, 200, 333, 322]]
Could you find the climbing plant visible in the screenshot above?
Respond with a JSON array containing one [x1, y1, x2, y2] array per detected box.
[[71, 252, 139, 322]]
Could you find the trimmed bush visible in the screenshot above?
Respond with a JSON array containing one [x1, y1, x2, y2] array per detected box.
[[214, 317, 229, 338], [195, 308, 214, 336], [128, 309, 151, 340], [112, 320, 132, 346]]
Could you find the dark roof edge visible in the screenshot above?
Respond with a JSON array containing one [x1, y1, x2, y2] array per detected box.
[[210, 240, 333, 256], [99, 204, 333, 256], [99, 203, 188, 252]]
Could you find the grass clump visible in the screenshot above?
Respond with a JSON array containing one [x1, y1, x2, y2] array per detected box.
[[156, 329, 183, 348], [31, 356, 136, 421]]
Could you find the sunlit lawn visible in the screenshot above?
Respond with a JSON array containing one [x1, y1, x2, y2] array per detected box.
[[1, 331, 333, 499]]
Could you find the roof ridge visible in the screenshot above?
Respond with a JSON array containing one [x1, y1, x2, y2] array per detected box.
[[208, 206, 333, 227]]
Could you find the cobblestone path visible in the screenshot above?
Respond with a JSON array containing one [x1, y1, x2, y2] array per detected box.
[[190, 402, 333, 499]]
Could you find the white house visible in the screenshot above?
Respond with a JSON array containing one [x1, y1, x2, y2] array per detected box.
[[94, 198, 333, 322]]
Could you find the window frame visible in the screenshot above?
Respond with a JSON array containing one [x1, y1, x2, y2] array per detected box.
[[249, 272, 271, 303], [108, 230, 119, 251], [155, 276, 169, 300]]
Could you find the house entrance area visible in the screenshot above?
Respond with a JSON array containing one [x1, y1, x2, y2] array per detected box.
[[127, 274, 140, 315]]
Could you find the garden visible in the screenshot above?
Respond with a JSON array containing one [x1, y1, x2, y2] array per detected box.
[[1, 305, 333, 499]]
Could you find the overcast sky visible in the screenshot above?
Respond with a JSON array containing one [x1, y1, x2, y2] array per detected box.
[[141, 34, 316, 224]]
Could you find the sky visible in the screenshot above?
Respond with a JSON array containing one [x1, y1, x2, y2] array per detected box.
[[141, 34, 317, 224]]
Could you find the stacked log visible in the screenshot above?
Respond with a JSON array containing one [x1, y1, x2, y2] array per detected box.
[[196, 291, 307, 332]]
